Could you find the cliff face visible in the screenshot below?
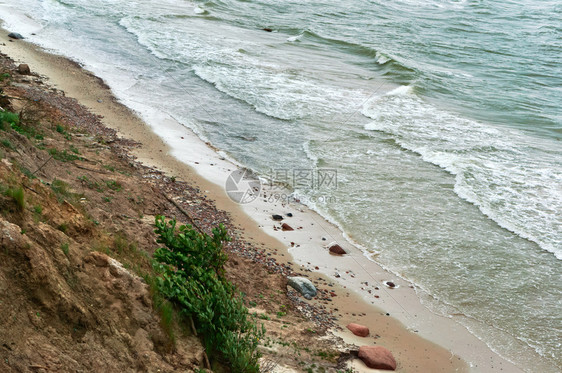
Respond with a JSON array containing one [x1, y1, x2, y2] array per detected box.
[[0, 55, 207, 372], [0, 54, 348, 372]]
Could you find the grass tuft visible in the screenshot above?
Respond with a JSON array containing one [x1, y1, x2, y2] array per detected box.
[[5, 186, 25, 211], [48, 148, 81, 162], [61, 243, 69, 256]]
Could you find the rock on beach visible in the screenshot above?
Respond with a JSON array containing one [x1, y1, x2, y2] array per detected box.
[[287, 276, 317, 300], [328, 243, 346, 255], [346, 323, 369, 337], [358, 346, 397, 370], [8, 32, 24, 40], [281, 223, 294, 231]]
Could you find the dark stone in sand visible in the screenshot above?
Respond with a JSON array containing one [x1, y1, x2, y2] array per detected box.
[[263, 28, 273, 32], [386, 281, 396, 288], [17, 64, 30, 75], [358, 346, 396, 370], [286, 212, 293, 217], [281, 223, 294, 231], [329, 243, 346, 255], [8, 32, 24, 40], [272, 214, 284, 221]]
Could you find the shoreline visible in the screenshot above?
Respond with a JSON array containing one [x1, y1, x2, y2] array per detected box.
[[0, 30, 531, 372]]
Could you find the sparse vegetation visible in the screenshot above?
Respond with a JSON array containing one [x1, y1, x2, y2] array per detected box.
[[55, 124, 71, 140], [5, 186, 25, 211], [10, 120, 44, 140], [50, 179, 76, 202], [48, 148, 81, 162], [1, 138, 14, 150], [61, 243, 69, 256], [0, 111, 19, 131], [105, 180, 122, 192], [20, 165, 36, 179]]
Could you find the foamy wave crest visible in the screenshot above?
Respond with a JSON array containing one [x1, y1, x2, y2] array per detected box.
[[286, 34, 302, 42], [193, 63, 365, 120], [120, 16, 367, 121], [302, 140, 319, 166], [375, 51, 391, 65], [363, 87, 562, 259]]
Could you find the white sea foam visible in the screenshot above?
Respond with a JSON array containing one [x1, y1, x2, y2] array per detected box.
[[193, 6, 206, 15], [375, 51, 390, 65], [286, 34, 301, 42]]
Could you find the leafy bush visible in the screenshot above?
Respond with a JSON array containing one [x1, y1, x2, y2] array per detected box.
[[153, 216, 264, 372]]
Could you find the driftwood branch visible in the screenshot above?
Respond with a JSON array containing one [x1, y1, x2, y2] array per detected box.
[[162, 193, 204, 234]]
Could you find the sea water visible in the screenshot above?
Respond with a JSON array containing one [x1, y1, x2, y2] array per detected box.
[[0, 0, 560, 370]]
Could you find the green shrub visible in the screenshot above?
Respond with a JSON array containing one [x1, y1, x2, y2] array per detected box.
[[153, 216, 264, 372], [0, 111, 19, 131]]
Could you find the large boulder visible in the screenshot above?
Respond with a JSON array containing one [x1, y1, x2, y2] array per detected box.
[[287, 276, 317, 300], [358, 346, 396, 370], [346, 323, 369, 337]]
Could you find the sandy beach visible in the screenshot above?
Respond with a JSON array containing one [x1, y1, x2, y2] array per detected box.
[[0, 29, 533, 372]]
